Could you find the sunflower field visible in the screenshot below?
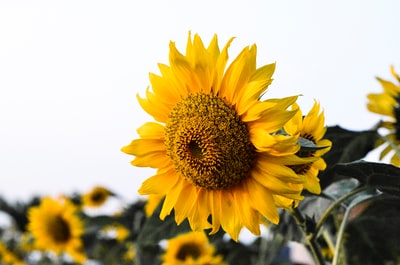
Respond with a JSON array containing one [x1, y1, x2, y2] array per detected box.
[[1, 33, 400, 265]]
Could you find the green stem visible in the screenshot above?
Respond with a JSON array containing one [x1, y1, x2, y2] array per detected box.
[[289, 208, 325, 265], [312, 186, 371, 241]]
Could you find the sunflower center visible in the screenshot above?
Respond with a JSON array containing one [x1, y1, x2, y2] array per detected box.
[[165, 93, 256, 190], [47, 215, 71, 243], [176, 243, 202, 261], [91, 191, 106, 203], [188, 140, 203, 159]]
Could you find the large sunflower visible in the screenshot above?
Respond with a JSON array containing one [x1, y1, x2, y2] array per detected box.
[[27, 196, 86, 263], [283, 101, 332, 195], [162, 231, 225, 265], [122, 33, 306, 240], [367, 66, 400, 166]]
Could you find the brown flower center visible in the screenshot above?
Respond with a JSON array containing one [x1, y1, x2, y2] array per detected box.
[[176, 243, 202, 261], [47, 215, 71, 243], [165, 93, 256, 190]]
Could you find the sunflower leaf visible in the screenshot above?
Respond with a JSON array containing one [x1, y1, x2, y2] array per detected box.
[[298, 137, 330, 151], [343, 195, 400, 265], [332, 161, 400, 193], [319, 125, 379, 189], [136, 200, 191, 246]]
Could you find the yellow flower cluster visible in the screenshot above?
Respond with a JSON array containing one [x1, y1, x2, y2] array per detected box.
[[123, 33, 331, 241]]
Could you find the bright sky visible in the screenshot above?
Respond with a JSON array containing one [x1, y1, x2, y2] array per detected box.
[[1, 1, 399, 202]]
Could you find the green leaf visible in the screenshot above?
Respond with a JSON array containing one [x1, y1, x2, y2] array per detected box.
[[298, 137, 330, 151], [342, 195, 400, 265], [333, 161, 400, 193], [319, 125, 379, 189], [136, 200, 191, 247]]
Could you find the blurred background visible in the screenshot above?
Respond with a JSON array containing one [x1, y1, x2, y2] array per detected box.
[[1, 0, 399, 202]]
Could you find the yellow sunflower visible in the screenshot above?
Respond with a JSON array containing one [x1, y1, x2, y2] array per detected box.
[[162, 231, 225, 265], [82, 186, 112, 208], [0, 242, 26, 265], [367, 66, 400, 166], [283, 101, 332, 195], [122, 33, 306, 240], [27, 196, 86, 263], [123, 242, 136, 262], [101, 223, 130, 242]]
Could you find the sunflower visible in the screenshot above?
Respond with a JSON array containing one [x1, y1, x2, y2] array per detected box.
[[27, 196, 86, 263], [0, 242, 26, 265], [122, 33, 307, 240], [101, 223, 130, 242], [123, 242, 136, 262], [82, 186, 112, 208], [162, 231, 225, 265], [367, 66, 400, 166], [283, 101, 332, 195]]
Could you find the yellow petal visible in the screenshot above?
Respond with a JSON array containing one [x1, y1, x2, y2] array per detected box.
[[149, 72, 181, 105], [138, 167, 178, 195], [220, 191, 241, 241], [242, 95, 298, 122], [220, 45, 255, 103], [212, 37, 234, 93], [121, 139, 165, 156], [160, 178, 185, 220], [208, 191, 222, 235], [188, 189, 212, 230], [255, 159, 304, 184], [136, 122, 165, 139], [245, 179, 279, 224], [130, 151, 170, 168], [233, 185, 261, 235], [174, 182, 198, 225], [137, 89, 170, 122], [252, 168, 303, 195]]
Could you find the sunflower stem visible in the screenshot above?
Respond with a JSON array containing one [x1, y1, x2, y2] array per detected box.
[[289, 208, 325, 265], [312, 186, 371, 241]]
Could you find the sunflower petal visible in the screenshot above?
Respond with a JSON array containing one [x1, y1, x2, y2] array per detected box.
[[245, 179, 279, 224]]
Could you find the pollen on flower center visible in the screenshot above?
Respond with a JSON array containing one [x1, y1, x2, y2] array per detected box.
[[165, 93, 256, 190]]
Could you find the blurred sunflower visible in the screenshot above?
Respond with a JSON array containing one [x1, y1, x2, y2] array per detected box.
[[162, 231, 225, 265], [0, 242, 26, 265], [27, 196, 86, 263], [284, 101, 332, 194], [82, 186, 112, 208], [101, 223, 130, 242], [123, 242, 136, 262], [122, 33, 306, 240], [367, 66, 400, 166]]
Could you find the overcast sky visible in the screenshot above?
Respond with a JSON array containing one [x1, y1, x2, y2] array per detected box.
[[1, 0, 399, 202]]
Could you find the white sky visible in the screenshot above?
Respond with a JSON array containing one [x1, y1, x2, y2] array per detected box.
[[1, 0, 399, 202]]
